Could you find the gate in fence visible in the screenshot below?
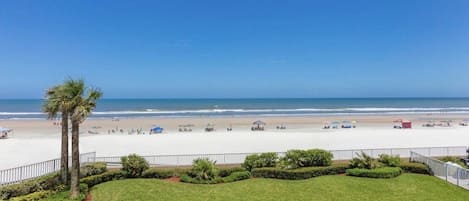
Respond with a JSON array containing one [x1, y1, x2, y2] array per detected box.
[[410, 151, 469, 190]]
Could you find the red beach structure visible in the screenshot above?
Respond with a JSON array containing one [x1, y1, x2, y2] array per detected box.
[[401, 120, 412, 128], [393, 119, 412, 129]]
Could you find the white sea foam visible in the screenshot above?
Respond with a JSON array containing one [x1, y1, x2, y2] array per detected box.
[[1, 107, 469, 118]]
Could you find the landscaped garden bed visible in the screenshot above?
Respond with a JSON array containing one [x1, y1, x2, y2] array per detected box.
[[1, 150, 436, 201]]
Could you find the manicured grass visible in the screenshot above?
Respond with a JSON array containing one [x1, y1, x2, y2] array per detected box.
[[87, 174, 469, 201]]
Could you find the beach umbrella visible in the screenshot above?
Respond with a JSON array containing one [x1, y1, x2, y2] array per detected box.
[[253, 120, 266, 125], [151, 126, 163, 133], [0, 127, 12, 132], [151, 126, 162, 130]]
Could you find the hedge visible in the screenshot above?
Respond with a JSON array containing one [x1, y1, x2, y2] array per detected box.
[[141, 168, 175, 179], [251, 163, 348, 180], [346, 167, 402, 178], [79, 170, 125, 188], [0, 173, 60, 200], [400, 162, 431, 175], [9, 190, 53, 201], [80, 162, 107, 178], [180, 171, 251, 184], [222, 171, 251, 182], [218, 167, 246, 177], [0, 162, 108, 200]]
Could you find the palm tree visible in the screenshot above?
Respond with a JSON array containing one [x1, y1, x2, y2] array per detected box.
[[43, 85, 72, 185], [62, 79, 102, 198]]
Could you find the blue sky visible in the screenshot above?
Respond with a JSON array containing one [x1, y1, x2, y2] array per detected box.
[[0, 0, 468, 98]]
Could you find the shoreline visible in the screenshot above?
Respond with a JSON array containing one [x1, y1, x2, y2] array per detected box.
[[2, 111, 469, 121], [2, 113, 469, 135]]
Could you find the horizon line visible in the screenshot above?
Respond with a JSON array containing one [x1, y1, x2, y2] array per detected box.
[[0, 97, 469, 100]]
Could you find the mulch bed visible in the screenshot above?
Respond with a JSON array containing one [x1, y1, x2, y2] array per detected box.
[[85, 192, 92, 201], [164, 176, 181, 183]]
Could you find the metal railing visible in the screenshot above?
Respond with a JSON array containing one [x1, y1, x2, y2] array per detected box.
[[94, 146, 467, 167], [410, 151, 469, 190], [2, 146, 466, 186], [0, 152, 96, 186]]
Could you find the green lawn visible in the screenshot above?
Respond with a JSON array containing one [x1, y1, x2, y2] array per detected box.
[[85, 174, 469, 201]]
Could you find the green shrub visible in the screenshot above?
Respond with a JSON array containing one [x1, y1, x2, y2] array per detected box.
[[350, 152, 378, 169], [78, 183, 89, 200], [80, 170, 125, 188], [252, 163, 348, 180], [189, 158, 219, 181], [218, 167, 245, 177], [400, 162, 431, 175], [0, 173, 60, 200], [121, 154, 150, 178], [222, 171, 251, 182], [80, 162, 107, 178], [141, 168, 174, 179], [280, 149, 333, 169], [242, 153, 278, 171], [9, 190, 53, 201], [180, 171, 251, 184], [79, 183, 88, 194], [279, 150, 303, 169], [305, 149, 333, 167], [179, 174, 220, 184], [378, 154, 401, 167], [242, 154, 260, 171], [346, 167, 402, 178]]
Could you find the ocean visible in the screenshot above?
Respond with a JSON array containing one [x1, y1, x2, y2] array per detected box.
[[1, 98, 469, 120]]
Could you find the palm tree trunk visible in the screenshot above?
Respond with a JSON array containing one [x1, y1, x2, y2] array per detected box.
[[60, 112, 69, 185], [70, 120, 80, 198]]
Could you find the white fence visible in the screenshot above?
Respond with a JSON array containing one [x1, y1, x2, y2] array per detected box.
[[411, 151, 469, 190], [2, 146, 467, 187], [0, 152, 96, 186], [94, 146, 468, 167]]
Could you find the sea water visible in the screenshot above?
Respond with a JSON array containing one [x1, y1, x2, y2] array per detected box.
[[0, 98, 469, 119]]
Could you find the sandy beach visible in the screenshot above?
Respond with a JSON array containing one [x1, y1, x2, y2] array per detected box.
[[1, 114, 469, 169]]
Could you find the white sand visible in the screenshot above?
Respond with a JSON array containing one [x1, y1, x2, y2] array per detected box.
[[1, 122, 469, 169]]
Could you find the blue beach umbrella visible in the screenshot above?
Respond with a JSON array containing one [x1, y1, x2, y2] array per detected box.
[[151, 126, 164, 133]]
